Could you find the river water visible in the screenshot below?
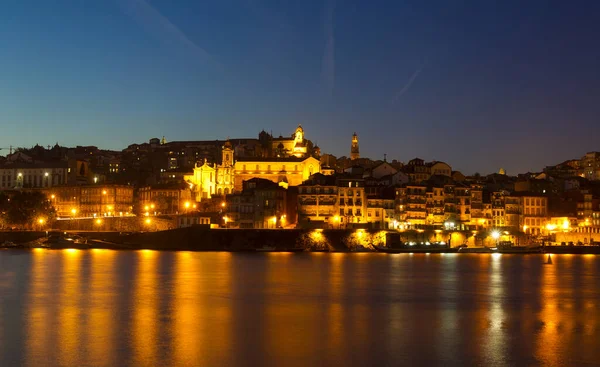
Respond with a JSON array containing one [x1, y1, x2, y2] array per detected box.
[[0, 250, 599, 367]]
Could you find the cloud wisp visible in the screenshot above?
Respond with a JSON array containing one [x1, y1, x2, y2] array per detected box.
[[392, 65, 424, 104], [321, 0, 336, 97], [117, 0, 222, 70]]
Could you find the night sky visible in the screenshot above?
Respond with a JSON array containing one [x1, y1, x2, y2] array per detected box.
[[1, 0, 599, 175]]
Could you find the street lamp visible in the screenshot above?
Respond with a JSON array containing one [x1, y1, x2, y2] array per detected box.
[[184, 201, 190, 209], [271, 216, 277, 229], [491, 230, 500, 247], [71, 208, 77, 216]]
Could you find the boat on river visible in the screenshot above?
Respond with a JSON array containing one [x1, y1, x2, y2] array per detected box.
[[46, 233, 89, 249], [491, 243, 543, 254], [373, 243, 455, 253]]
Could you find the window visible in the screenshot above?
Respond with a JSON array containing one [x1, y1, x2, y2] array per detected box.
[[340, 208, 344, 216], [268, 165, 271, 171]]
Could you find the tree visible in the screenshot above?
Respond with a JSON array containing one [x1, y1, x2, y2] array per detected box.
[[2, 191, 56, 227]]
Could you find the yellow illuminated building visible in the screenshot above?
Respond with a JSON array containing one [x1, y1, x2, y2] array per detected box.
[[39, 184, 134, 217], [185, 128, 321, 201]]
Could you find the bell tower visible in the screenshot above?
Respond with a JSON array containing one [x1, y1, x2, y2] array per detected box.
[[350, 132, 359, 161], [222, 139, 233, 167]]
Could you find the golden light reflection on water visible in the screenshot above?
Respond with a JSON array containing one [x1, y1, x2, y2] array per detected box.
[[88, 249, 116, 367], [57, 249, 83, 366], [172, 252, 201, 366], [25, 249, 52, 367], [482, 253, 506, 362], [535, 255, 563, 366], [171, 252, 233, 366], [132, 250, 159, 366], [6, 251, 600, 366], [327, 253, 344, 357]]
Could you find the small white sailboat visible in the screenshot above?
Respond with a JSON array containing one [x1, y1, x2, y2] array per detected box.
[[545, 254, 553, 265]]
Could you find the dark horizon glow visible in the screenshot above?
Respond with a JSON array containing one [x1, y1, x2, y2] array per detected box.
[[1, 0, 599, 175]]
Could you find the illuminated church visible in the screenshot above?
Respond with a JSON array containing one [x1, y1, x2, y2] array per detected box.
[[185, 125, 321, 201]]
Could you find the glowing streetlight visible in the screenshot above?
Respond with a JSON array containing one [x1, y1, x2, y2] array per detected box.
[[184, 201, 191, 209], [491, 230, 500, 240], [145, 218, 151, 225], [95, 218, 102, 225], [523, 225, 528, 233], [144, 205, 149, 211], [71, 208, 77, 215], [38, 218, 45, 225], [102, 190, 107, 195], [44, 172, 49, 177], [221, 202, 226, 208], [150, 204, 155, 209], [51, 194, 55, 200]]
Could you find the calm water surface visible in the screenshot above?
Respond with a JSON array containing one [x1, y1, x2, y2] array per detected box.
[[1, 250, 599, 367]]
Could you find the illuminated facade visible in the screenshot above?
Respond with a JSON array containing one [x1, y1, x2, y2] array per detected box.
[[138, 183, 193, 214], [521, 195, 548, 235], [233, 156, 320, 192], [185, 127, 321, 201], [0, 162, 68, 189], [38, 185, 134, 218], [297, 174, 370, 228]]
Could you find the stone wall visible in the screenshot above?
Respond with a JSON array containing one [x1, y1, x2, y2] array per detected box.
[[51, 217, 174, 232]]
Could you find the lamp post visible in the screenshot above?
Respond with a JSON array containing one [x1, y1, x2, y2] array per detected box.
[[491, 230, 500, 247]]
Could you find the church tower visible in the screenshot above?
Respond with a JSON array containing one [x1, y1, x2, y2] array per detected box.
[[350, 132, 360, 161], [216, 139, 235, 195], [222, 139, 233, 167]]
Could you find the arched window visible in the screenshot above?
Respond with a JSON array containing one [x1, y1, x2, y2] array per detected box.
[[224, 188, 230, 195], [309, 165, 313, 175], [218, 188, 223, 195]]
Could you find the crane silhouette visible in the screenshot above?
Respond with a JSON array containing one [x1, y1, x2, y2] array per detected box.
[[0, 146, 13, 154]]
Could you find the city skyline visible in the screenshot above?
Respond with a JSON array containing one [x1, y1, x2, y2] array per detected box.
[[2, 1, 599, 175]]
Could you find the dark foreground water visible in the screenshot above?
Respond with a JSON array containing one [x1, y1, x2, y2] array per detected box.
[[1, 250, 599, 367]]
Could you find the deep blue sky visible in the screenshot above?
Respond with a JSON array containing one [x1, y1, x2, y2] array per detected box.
[[1, 0, 599, 175]]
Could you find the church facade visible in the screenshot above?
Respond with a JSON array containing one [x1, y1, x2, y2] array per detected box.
[[184, 125, 321, 201]]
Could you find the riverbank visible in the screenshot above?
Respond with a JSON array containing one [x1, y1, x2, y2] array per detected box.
[[2, 228, 600, 254]]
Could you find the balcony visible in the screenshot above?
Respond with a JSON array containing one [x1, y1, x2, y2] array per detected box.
[[320, 199, 337, 205]]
